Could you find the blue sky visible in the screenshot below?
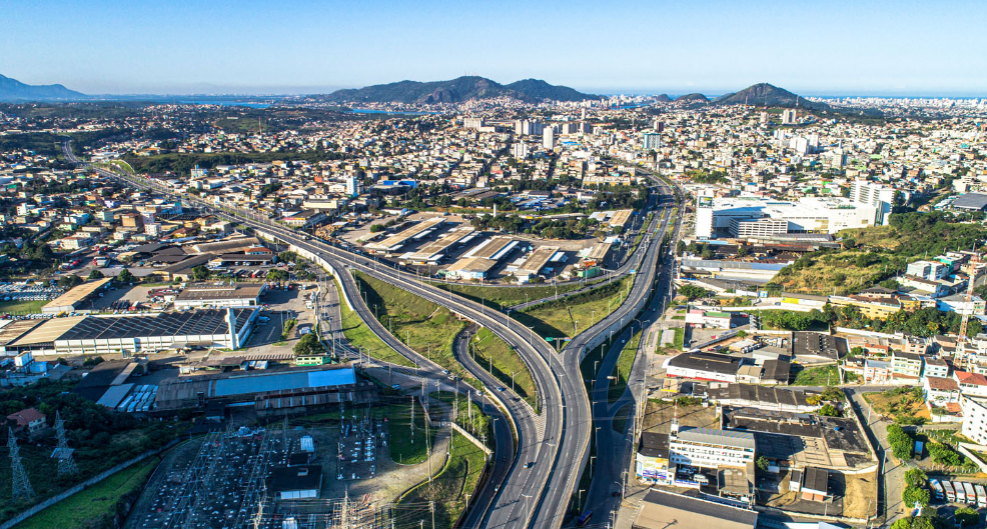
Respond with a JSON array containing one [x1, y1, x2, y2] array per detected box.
[[3, 0, 985, 96]]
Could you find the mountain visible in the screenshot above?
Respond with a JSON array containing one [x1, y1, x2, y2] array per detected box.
[[675, 93, 709, 102], [654, 94, 673, 103], [503, 79, 597, 102], [320, 76, 597, 104], [714, 82, 829, 110], [0, 74, 87, 102]]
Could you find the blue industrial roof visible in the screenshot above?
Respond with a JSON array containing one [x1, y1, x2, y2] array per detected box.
[[212, 368, 357, 397]]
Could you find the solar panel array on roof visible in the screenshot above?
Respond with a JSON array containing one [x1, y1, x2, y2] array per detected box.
[[56, 309, 251, 341]]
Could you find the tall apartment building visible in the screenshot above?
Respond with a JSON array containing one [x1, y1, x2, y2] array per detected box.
[[345, 175, 360, 198], [542, 127, 555, 150], [668, 425, 755, 469], [463, 117, 485, 130], [781, 109, 798, 125], [514, 119, 544, 136], [642, 132, 662, 150], [511, 143, 529, 160], [961, 395, 987, 444], [851, 179, 895, 226]]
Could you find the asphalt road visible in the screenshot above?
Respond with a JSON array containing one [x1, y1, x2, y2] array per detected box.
[[78, 142, 677, 529], [580, 180, 683, 525]]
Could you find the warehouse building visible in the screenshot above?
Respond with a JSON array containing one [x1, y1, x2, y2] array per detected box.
[[191, 236, 264, 255], [364, 217, 445, 253], [463, 236, 519, 261], [443, 257, 499, 281], [1, 308, 257, 356], [444, 235, 521, 280], [401, 226, 476, 264], [41, 278, 112, 314], [632, 489, 758, 529], [663, 352, 743, 383], [173, 283, 267, 309], [153, 365, 376, 413], [512, 246, 561, 282], [708, 384, 820, 413]]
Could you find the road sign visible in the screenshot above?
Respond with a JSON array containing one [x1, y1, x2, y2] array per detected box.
[[545, 337, 553, 342]]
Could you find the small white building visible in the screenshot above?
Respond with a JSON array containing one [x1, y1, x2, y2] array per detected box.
[[669, 426, 756, 469]]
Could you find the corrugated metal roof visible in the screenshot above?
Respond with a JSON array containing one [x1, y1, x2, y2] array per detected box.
[[676, 427, 755, 450], [212, 368, 356, 397], [96, 383, 134, 408]]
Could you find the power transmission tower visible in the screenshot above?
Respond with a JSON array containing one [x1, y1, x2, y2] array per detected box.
[[54, 411, 78, 476], [8, 427, 35, 503]]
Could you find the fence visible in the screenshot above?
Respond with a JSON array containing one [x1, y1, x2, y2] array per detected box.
[[0, 438, 181, 529]]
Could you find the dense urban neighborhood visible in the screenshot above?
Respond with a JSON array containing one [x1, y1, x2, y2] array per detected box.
[[3, 80, 987, 529]]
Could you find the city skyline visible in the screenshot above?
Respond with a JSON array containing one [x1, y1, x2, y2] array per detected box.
[[3, 0, 987, 97]]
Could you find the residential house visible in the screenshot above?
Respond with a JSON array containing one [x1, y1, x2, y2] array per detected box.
[[6, 407, 46, 434], [954, 371, 987, 397], [922, 356, 950, 380], [891, 351, 923, 379], [864, 359, 892, 383]]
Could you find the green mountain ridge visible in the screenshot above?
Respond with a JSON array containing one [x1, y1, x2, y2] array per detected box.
[[0, 74, 88, 102], [714, 82, 830, 110], [675, 93, 709, 102], [319, 76, 598, 104]]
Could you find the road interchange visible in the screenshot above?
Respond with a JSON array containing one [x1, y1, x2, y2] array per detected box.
[[69, 141, 680, 529]]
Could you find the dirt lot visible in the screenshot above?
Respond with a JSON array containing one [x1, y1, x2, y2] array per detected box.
[[863, 390, 932, 423], [641, 401, 718, 434], [844, 470, 878, 518]]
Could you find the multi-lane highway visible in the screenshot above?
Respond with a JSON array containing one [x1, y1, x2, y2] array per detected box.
[[71, 140, 680, 529]]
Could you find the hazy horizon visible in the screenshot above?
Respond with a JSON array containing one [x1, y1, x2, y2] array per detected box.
[[4, 0, 987, 99], [6, 74, 987, 100]]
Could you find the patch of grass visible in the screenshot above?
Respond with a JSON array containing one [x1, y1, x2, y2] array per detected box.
[[863, 387, 931, 424], [0, 300, 47, 315], [398, 431, 488, 529], [431, 391, 492, 444], [670, 315, 684, 320], [672, 328, 684, 350], [792, 364, 841, 386], [355, 272, 474, 383], [432, 280, 596, 310], [514, 275, 635, 343], [13, 454, 160, 529], [334, 277, 416, 368], [608, 330, 641, 404], [469, 328, 538, 410]]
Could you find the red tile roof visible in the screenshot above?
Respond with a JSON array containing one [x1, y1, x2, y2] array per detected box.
[[954, 371, 987, 386], [6, 407, 45, 428], [926, 376, 960, 391]]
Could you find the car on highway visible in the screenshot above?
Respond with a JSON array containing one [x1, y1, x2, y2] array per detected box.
[[497, 387, 506, 392], [524, 462, 535, 468]]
